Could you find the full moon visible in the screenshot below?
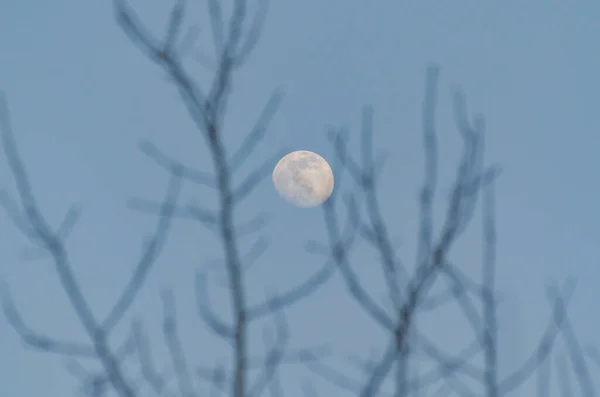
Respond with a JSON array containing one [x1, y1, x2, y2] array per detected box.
[[272, 150, 334, 208]]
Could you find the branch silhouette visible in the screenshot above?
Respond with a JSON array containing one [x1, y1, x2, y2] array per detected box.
[[306, 65, 587, 397], [112, 1, 334, 396], [1, 2, 595, 397], [0, 93, 182, 397]]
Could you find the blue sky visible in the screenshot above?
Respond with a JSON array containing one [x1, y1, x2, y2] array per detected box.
[[1, 1, 599, 396]]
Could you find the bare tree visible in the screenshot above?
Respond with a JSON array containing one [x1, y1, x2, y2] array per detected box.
[[1, 1, 332, 396], [302, 66, 596, 396], [1, 1, 597, 397]]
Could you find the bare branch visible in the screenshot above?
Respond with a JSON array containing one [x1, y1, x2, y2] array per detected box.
[[266, 372, 284, 397], [236, 213, 269, 238], [132, 320, 169, 396], [321, 196, 395, 331], [177, 25, 201, 60], [438, 263, 485, 335], [161, 289, 196, 397], [358, 106, 406, 308], [1, 284, 95, 357], [15, 203, 81, 261], [115, 0, 164, 61], [548, 285, 596, 396], [416, 338, 482, 393], [247, 255, 338, 321], [127, 199, 194, 220], [305, 359, 390, 397], [195, 271, 234, 340], [417, 334, 483, 382], [115, 3, 283, 392], [116, 1, 209, 133], [558, 352, 573, 397], [139, 140, 215, 188], [199, 344, 330, 394], [164, 0, 185, 55], [207, 0, 224, 55], [0, 190, 40, 241], [188, 202, 219, 226], [482, 174, 499, 397], [233, 0, 270, 67], [2, 112, 140, 397], [232, 149, 287, 203], [360, 339, 396, 397], [241, 236, 269, 271], [498, 279, 577, 395], [228, 90, 283, 172], [586, 345, 600, 369], [247, 299, 289, 397], [54, 204, 82, 246], [536, 343, 551, 397], [101, 170, 183, 333], [1, 93, 99, 336], [416, 64, 440, 276], [248, 192, 364, 321], [196, 363, 227, 397]]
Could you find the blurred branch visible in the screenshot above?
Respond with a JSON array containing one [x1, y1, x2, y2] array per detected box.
[[305, 359, 389, 397], [247, 298, 289, 397], [101, 171, 183, 333], [195, 271, 234, 340], [246, 201, 363, 320], [349, 107, 406, 308], [416, 338, 482, 393], [548, 284, 596, 396], [139, 140, 215, 188], [114, 2, 288, 396], [232, 0, 269, 67], [416, 64, 440, 287], [317, 64, 541, 397], [236, 213, 269, 238], [17, 204, 82, 261], [498, 279, 577, 395], [64, 331, 139, 396], [536, 342, 551, 397], [208, 0, 224, 54], [322, 196, 394, 331], [481, 162, 499, 397], [438, 262, 485, 336], [164, 0, 184, 55], [1, 88, 188, 397], [228, 90, 283, 172], [246, 258, 336, 321], [232, 150, 286, 204], [1, 94, 142, 397], [1, 284, 95, 357], [586, 345, 600, 369], [558, 352, 573, 397], [161, 289, 196, 397], [132, 320, 169, 396], [417, 335, 483, 382]]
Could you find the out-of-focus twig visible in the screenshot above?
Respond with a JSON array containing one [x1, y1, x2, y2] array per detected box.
[[0, 90, 180, 397], [548, 284, 596, 396], [161, 289, 196, 397], [481, 167, 498, 397], [498, 279, 577, 395], [113, 1, 326, 396]]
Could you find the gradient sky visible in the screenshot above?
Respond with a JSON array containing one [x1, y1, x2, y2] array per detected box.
[[1, 1, 599, 396]]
